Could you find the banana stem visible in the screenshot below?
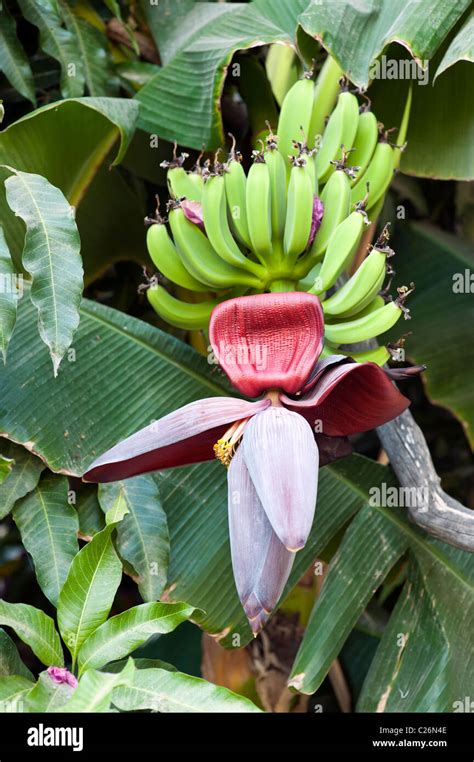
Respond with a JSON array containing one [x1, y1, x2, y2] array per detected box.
[[269, 279, 297, 292], [393, 83, 412, 170]]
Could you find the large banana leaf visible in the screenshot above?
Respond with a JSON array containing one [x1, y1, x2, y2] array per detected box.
[[298, 0, 470, 88], [136, 0, 309, 148]]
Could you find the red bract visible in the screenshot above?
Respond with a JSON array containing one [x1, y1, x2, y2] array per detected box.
[[209, 291, 324, 397], [84, 292, 411, 634]]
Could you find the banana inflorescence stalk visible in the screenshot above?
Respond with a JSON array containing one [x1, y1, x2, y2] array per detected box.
[[144, 57, 410, 365]]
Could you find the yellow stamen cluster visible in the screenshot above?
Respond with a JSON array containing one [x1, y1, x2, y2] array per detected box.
[[213, 419, 248, 467], [213, 439, 234, 467]]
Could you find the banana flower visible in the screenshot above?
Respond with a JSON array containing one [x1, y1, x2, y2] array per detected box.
[[84, 292, 410, 634]]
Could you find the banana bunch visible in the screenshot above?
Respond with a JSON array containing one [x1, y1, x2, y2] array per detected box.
[[144, 61, 407, 364]]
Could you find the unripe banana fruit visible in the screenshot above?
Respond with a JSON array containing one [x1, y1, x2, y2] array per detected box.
[[296, 168, 351, 278], [202, 173, 265, 278], [324, 299, 405, 344], [147, 285, 218, 331], [311, 209, 368, 294], [322, 247, 387, 317], [315, 90, 359, 183], [246, 153, 274, 264], [277, 74, 315, 174], [146, 222, 208, 293], [169, 205, 263, 290], [283, 157, 314, 261], [351, 140, 395, 210]]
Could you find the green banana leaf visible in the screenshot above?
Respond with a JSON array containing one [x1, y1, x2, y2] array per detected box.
[[386, 221, 474, 446], [298, 0, 470, 88], [136, 0, 309, 148]]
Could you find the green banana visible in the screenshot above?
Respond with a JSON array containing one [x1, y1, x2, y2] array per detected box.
[[351, 140, 395, 210], [324, 299, 404, 344], [224, 147, 252, 249], [167, 166, 203, 202], [322, 247, 387, 317], [348, 110, 378, 186], [283, 156, 314, 262], [350, 294, 386, 318], [311, 208, 368, 294], [168, 204, 262, 290], [146, 222, 208, 292], [185, 169, 204, 201], [308, 56, 344, 147], [201, 173, 265, 277], [296, 168, 352, 278], [338, 345, 391, 366], [147, 285, 218, 331], [277, 74, 315, 173], [160, 145, 203, 202], [246, 153, 273, 264], [264, 131, 288, 240], [266, 44, 301, 107], [315, 90, 360, 183], [298, 262, 322, 292]]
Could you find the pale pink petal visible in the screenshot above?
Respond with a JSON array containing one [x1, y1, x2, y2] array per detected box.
[[242, 407, 319, 551], [228, 447, 294, 634], [181, 199, 204, 227], [84, 397, 270, 483]]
